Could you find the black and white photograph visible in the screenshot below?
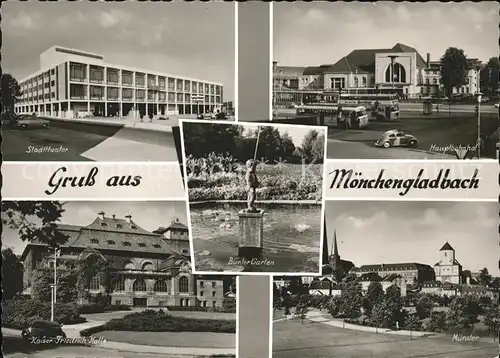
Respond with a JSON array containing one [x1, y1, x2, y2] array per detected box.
[[180, 119, 326, 274], [1, 1, 235, 162], [272, 201, 500, 358], [271, 2, 499, 160], [1, 201, 237, 358]]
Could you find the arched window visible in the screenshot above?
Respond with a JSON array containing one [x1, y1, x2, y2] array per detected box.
[[385, 63, 406, 83], [133, 279, 146, 292], [179, 276, 189, 293], [154, 280, 168, 292], [89, 275, 100, 290], [113, 277, 125, 292], [142, 262, 154, 271], [124, 261, 135, 270]]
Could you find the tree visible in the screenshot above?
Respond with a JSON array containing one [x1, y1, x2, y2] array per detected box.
[[480, 57, 500, 93], [280, 132, 296, 159], [446, 296, 471, 331], [182, 122, 241, 159], [489, 277, 500, 301], [311, 133, 325, 163], [31, 265, 78, 303], [256, 126, 284, 162], [415, 294, 434, 320], [2, 248, 24, 299], [300, 130, 320, 162], [0, 73, 22, 112], [483, 306, 500, 339], [288, 277, 305, 295], [478, 268, 493, 287], [327, 295, 342, 318], [440, 47, 469, 98], [404, 315, 421, 339], [1, 201, 69, 247], [340, 279, 363, 319], [363, 281, 384, 316]]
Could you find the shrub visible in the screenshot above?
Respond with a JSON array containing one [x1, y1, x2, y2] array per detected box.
[[77, 304, 106, 314], [90, 310, 236, 333], [165, 305, 235, 313], [2, 299, 86, 329], [105, 304, 131, 312]]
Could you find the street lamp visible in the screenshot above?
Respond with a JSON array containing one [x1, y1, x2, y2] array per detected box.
[[476, 92, 483, 158]]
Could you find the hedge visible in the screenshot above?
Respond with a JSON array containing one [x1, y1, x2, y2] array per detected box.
[[2, 299, 86, 329], [81, 309, 236, 334], [77, 304, 132, 314], [166, 306, 236, 313]]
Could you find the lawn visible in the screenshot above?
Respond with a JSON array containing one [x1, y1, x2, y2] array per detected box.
[[273, 319, 498, 358], [96, 331, 236, 349], [188, 163, 324, 202]]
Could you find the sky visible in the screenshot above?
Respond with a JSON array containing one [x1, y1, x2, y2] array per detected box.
[[2, 1, 235, 101], [242, 123, 323, 147], [274, 2, 498, 66], [325, 201, 499, 276], [2, 201, 188, 256]]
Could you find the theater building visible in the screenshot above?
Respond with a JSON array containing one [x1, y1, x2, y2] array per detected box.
[[273, 43, 481, 99], [14, 46, 223, 118], [20, 212, 233, 308]]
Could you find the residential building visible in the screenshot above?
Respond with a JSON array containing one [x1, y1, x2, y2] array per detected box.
[[273, 43, 482, 103], [14, 46, 223, 119], [20, 212, 233, 308]]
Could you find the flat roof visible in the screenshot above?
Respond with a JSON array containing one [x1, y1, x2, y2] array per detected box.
[[19, 46, 224, 86]]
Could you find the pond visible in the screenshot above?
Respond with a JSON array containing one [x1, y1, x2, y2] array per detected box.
[[190, 202, 322, 273]]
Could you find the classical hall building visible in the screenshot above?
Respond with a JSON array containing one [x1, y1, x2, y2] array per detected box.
[[273, 43, 481, 99], [20, 212, 234, 308], [14, 46, 223, 119]]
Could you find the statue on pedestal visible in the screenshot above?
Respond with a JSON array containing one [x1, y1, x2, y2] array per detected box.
[[245, 159, 259, 212]]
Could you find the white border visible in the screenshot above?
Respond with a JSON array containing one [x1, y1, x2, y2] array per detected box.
[[236, 275, 240, 358], [2, 161, 188, 201], [269, 1, 274, 122], [234, 1, 239, 123], [268, 276, 274, 358], [179, 118, 327, 276]]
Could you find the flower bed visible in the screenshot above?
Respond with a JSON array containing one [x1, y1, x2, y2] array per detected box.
[[188, 163, 323, 202], [80, 309, 236, 335]]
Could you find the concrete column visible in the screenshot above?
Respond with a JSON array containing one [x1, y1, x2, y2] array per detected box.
[[67, 101, 70, 118], [104, 102, 108, 117], [87, 101, 90, 114], [156, 103, 159, 116], [120, 102, 123, 118], [238, 210, 265, 259]]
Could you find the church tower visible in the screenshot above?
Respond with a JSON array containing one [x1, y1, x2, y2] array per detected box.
[[440, 242, 455, 265], [329, 230, 342, 282]]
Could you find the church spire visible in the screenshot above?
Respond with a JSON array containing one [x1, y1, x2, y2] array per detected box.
[[322, 218, 329, 265], [331, 229, 339, 257]]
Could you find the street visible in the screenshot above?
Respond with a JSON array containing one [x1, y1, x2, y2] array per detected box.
[[2, 122, 181, 162], [399, 102, 498, 114], [327, 111, 498, 159]]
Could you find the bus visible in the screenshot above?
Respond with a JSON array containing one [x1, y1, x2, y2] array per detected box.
[[326, 93, 400, 121], [297, 104, 369, 129]]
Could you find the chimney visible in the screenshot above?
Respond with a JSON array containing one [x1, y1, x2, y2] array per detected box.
[[426, 53, 430, 68], [112, 214, 116, 219], [98, 211, 105, 220], [125, 214, 132, 223]]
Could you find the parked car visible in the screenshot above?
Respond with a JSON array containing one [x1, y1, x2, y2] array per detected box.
[[494, 103, 499, 109], [197, 113, 204, 119], [481, 96, 490, 103], [1, 112, 18, 124], [375, 129, 418, 148], [22, 320, 66, 343], [10, 115, 51, 129]]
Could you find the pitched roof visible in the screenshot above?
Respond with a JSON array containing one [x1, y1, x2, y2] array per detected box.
[[21, 215, 190, 259], [358, 262, 433, 271], [440, 242, 454, 251]]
